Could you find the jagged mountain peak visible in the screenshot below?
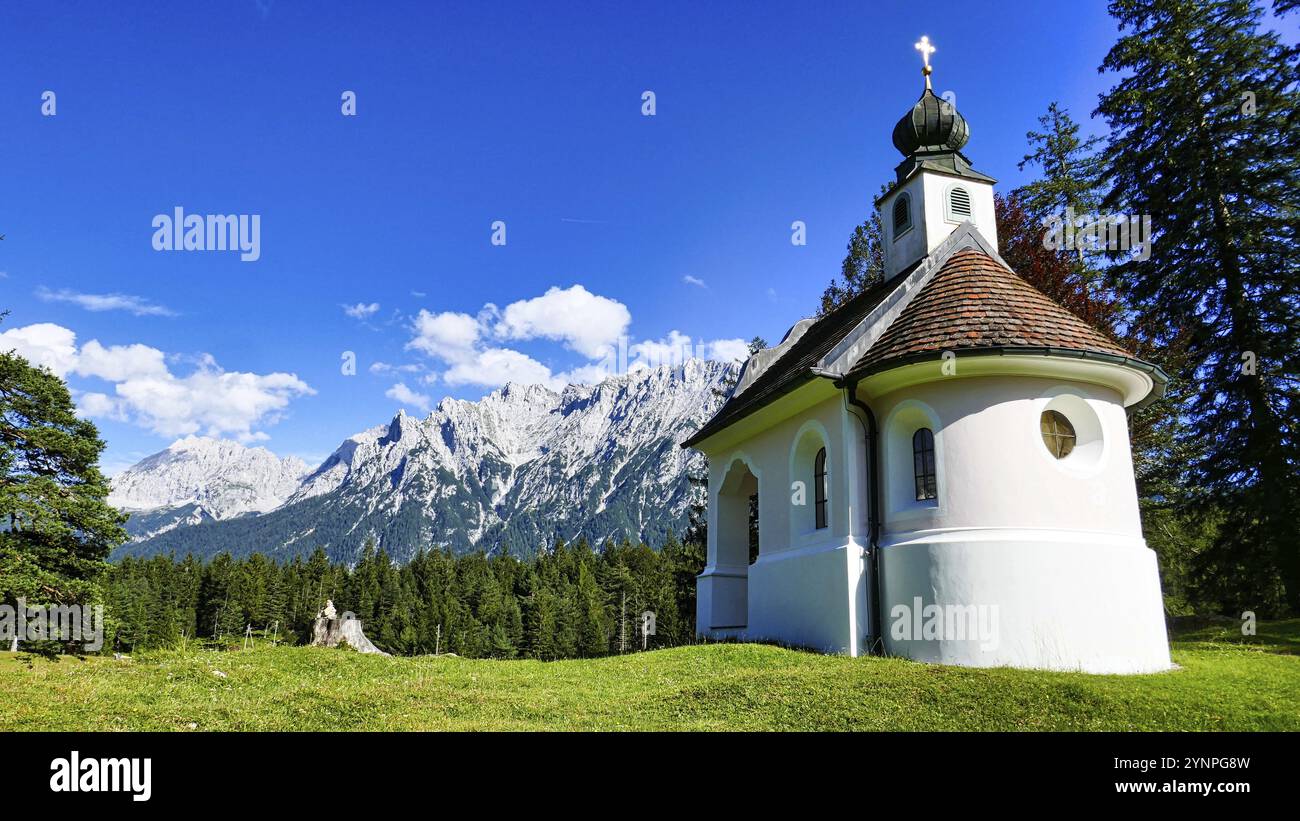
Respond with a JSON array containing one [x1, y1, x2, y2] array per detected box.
[[494, 381, 560, 400], [109, 436, 312, 540], [381, 408, 426, 443]]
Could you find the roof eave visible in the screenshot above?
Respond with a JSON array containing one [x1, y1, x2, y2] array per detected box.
[[844, 346, 1170, 407]]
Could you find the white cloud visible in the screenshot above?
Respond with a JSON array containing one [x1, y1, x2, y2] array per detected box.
[[76, 340, 169, 382], [369, 361, 424, 375], [36, 287, 176, 317], [443, 347, 557, 389], [494, 285, 630, 358], [402, 287, 738, 392], [708, 338, 752, 363], [0, 322, 80, 375], [0, 322, 313, 442], [628, 330, 694, 370], [404, 285, 632, 390], [343, 302, 381, 319], [77, 391, 128, 421], [385, 382, 432, 413], [407, 310, 481, 363], [682, 275, 707, 288], [627, 330, 750, 370], [114, 366, 313, 441]]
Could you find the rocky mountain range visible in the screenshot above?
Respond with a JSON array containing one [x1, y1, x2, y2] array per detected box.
[[111, 359, 732, 562]]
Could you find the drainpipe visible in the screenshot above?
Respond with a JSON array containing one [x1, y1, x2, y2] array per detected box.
[[843, 378, 884, 656]]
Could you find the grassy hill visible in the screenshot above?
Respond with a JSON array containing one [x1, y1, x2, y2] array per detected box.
[[3, 620, 1297, 731]]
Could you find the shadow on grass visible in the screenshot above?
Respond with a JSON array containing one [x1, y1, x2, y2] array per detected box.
[[1169, 617, 1300, 656]]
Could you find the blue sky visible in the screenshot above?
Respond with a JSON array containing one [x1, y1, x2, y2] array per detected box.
[[1, 0, 1134, 472]]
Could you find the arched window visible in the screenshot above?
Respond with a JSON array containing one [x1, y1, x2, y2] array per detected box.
[[892, 193, 912, 237], [814, 447, 828, 529], [912, 429, 937, 501]]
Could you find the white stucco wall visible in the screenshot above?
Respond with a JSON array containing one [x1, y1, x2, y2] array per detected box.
[[696, 393, 870, 655], [868, 373, 1171, 673], [874, 375, 1142, 536], [880, 533, 1170, 673]]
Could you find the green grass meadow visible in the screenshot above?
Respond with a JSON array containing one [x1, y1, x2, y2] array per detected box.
[[3, 620, 1297, 732]]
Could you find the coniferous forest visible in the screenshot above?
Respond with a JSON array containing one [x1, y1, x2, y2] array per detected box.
[[102, 536, 706, 659]]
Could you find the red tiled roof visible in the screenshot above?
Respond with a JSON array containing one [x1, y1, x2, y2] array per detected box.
[[851, 248, 1132, 374]]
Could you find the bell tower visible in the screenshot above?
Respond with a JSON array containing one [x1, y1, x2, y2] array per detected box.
[[878, 37, 998, 280]]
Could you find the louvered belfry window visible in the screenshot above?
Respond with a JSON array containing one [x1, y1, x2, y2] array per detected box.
[[912, 429, 937, 501], [949, 186, 972, 218], [893, 193, 911, 235]]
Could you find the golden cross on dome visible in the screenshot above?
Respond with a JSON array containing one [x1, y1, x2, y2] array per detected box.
[[915, 35, 935, 89]]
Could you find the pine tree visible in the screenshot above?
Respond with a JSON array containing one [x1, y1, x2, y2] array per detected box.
[[526, 586, 559, 660], [241, 553, 271, 627], [0, 319, 127, 649], [574, 563, 608, 657], [661, 531, 703, 640], [216, 559, 246, 639], [352, 539, 379, 621], [1016, 103, 1106, 281], [1096, 0, 1300, 612], [264, 564, 286, 636]]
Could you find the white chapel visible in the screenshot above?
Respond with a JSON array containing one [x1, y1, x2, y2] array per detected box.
[[682, 39, 1172, 674]]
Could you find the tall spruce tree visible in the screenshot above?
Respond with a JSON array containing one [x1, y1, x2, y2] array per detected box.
[[1017, 103, 1104, 213], [1007, 102, 1207, 613], [0, 319, 127, 650], [1096, 0, 1300, 612], [574, 562, 608, 657]]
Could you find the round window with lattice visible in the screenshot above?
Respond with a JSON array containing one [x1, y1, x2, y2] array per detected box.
[[1040, 409, 1076, 459]]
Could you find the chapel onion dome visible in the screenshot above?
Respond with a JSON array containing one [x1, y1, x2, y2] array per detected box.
[[884, 36, 993, 186], [891, 88, 969, 156]]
